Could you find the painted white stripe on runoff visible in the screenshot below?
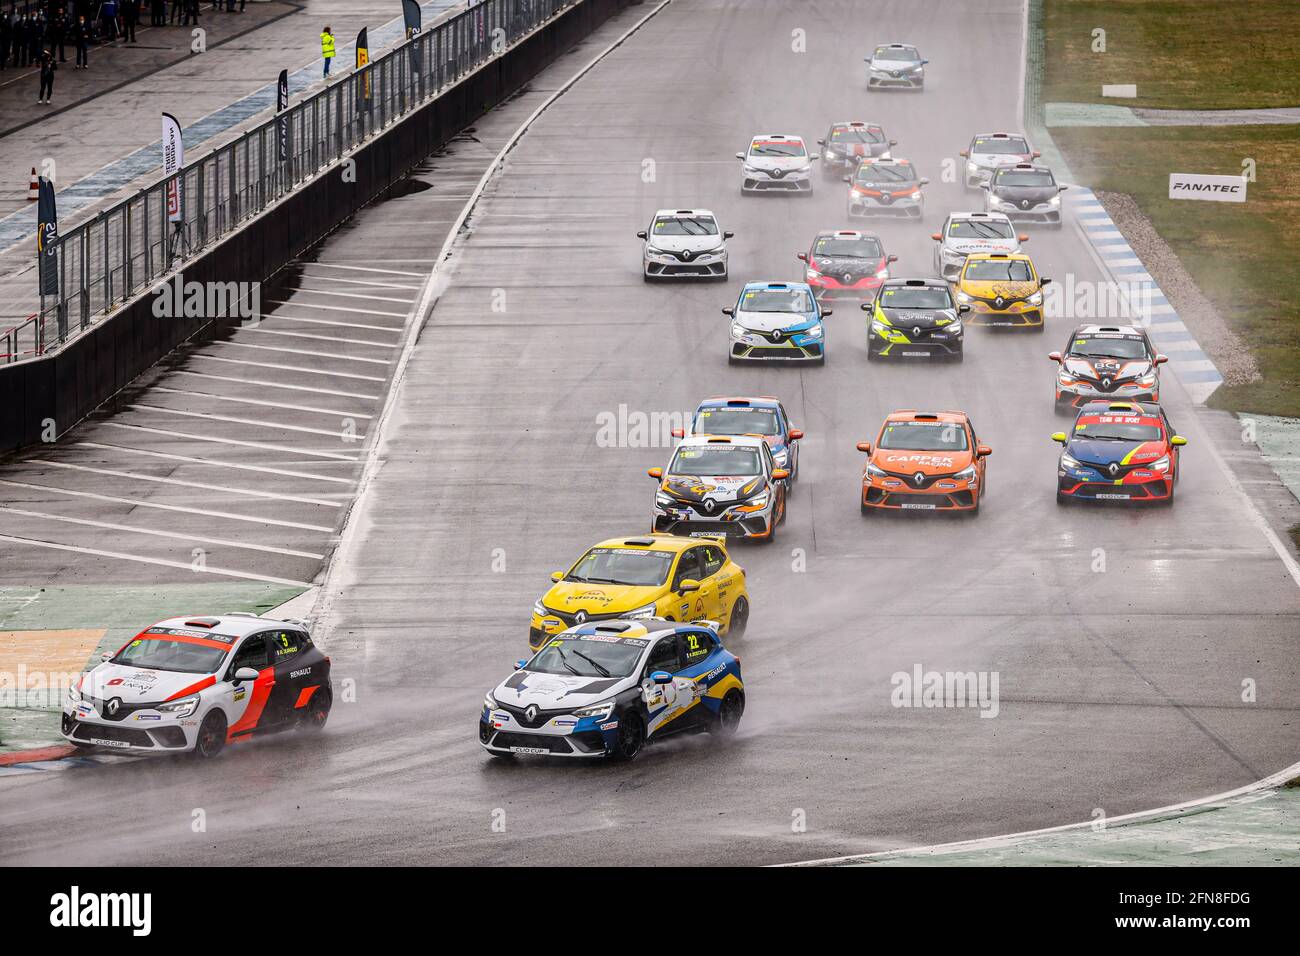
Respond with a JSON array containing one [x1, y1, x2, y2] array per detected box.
[[189, 354, 388, 382], [172, 370, 380, 400], [74, 442, 355, 485], [241, 327, 400, 349], [279, 287, 416, 305], [0, 507, 327, 560], [126, 404, 368, 440], [306, 263, 427, 277], [266, 300, 409, 318], [151, 386, 374, 420], [211, 341, 393, 366], [263, 313, 405, 334], [100, 422, 361, 461], [0, 480, 336, 532], [29, 459, 343, 508], [295, 272, 423, 291], [0, 534, 313, 588]]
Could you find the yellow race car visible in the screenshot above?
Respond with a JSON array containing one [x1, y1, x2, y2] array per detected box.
[[955, 252, 1050, 332], [529, 534, 750, 651]]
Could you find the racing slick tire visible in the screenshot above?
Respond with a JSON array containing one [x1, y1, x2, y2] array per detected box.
[[708, 690, 745, 738], [727, 596, 749, 640], [609, 712, 646, 761], [300, 687, 332, 733], [193, 710, 227, 760]]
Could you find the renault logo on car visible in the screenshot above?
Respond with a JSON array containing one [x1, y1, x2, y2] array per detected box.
[[703, 499, 717, 514], [913, 471, 926, 486], [1108, 462, 1119, 476], [574, 610, 587, 624], [106, 698, 121, 716], [524, 705, 539, 723]]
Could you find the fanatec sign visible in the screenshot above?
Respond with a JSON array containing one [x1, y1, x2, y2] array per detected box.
[[1168, 173, 1248, 203]]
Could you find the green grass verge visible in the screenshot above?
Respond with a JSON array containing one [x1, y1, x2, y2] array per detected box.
[[1052, 124, 1300, 416], [1043, 0, 1300, 109]]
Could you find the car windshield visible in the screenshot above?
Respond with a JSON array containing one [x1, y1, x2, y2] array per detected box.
[[855, 164, 917, 184], [878, 286, 952, 309], [111, 636, 230, 674], [695, 406, 779, 436], [750, 141, 806, 158], [964, 259, 1035, 282], [874, 46, 919, 61], [1074, 419, 1163, 442], [830, 126, 885, 144], [652, 216, 718, 237], [879, 421, 969, 451], [740, 287, 814, 313], [813, 237, 882, 259], [948, 219, 1015, 239], [527, 636, 645, 679], [973, 137, 1029, 154], [995, 170, 1055, 188], [1068, 335, 1150, 360], [565, 547, 674, 586], [670, 445, 762, 477]]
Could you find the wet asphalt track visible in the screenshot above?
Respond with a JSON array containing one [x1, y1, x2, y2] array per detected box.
[[3, 0, 1300, 866]]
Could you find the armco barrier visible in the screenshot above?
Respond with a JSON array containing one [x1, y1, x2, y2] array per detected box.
[[0, 0, 638, 455]]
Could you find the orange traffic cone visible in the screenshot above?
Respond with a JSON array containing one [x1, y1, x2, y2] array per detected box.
[[27, 167, 39, 201]]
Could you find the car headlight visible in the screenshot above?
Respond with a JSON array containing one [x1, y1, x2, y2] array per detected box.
[[484, 691, 498, 711], [625, 603, 657, 620], [1137, 371, 1157, 387], [1048, 195, 1061, 207], [533, 599, 546, 616], [1151, 455, 1171, 473], [871, 320, 888, 334], [954, 464, 977, 482], [1058, 370, 1074, 385], [865, 462, 887, 479], [805, 323, 824, 339], [806, 268, 822, 279], [824, 150, 835, 160], [743, 164, 762, 174], [574, 699, 616, 720], [1027, 290, 1043, 306], [730, 321, 747, 338], [910, 191, 923, 200], [1060, 452, 1082, 470], [942, 247, 963, 261], [157, 694, 200, 719], [956, 291, 971, 303], [745, 493, 770, 508], [67, 685, 83, 704], [945, 320, 963, 335], [655, 492, 677, 508], [773, 448, 789, 466], [967, 161, 978, 174]]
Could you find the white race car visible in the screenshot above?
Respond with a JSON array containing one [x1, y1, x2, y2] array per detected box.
[[736, 133, 816, 194], [61, 614, 332, 759], [650, 433, 788, 542], [637, 209, 732, 281], [865, 42, 927, 90], [931, 212, 1028, 280]]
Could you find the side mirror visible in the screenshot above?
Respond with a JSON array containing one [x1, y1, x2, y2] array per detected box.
[[1170, 436, 1188, 447], [930, 233, 942, 241], [647, 467, 663, 480], [788, 429, 804, 441], [919, 177, 930, 185], [635, 230, 647, 240], [977, 445, 992, 458], [797, 252, 808, 261], [959, 150, 969, 158], [722, 307, 735, 316], [670, 427, 685, 438], [1051, 432, 1067, 444], [921, 58, 929, 64], [889, 139, 898, 146], [1154, 354, 1169, 365], [1018, 234, 1030, 243], [735, 152, 745, 160], [100, 651, 113, 662], [887, 254, 898, 263], [677, 578, 700, 594], [232, 667, 260, 683], [1059, 184, 1068, 191], [856, 442, 873, 454], [821, 309, 833, 317], [772, 469, 790, 481], [816, 139, 826, 146], [513, 659, 527, 671], [980, 183, 990, 190], [808, 154, 820, 161], [723, 231, 734, 240], [958, 304, 971, 314], [1032, 150, 1042, 158], [550, 570, 564, 582], [1048, 351, 1062, 362], [860, 302, 872, 311], [650, 670, 673, 685], [1041, 277, 1052, 286], [842, 175, 852, 183]]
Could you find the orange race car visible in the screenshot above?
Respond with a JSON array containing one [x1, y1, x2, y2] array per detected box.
[[855, 410, 991, 514]]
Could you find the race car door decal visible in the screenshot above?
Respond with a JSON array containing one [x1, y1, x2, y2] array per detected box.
[[262, 629, 311, 728]]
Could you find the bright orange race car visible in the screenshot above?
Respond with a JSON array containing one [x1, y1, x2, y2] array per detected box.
[[856, 410, 991, 514]]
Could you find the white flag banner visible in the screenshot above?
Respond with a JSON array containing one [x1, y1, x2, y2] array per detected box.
[[1168, 173, 1247, 203], [162, 112, 185, 224]]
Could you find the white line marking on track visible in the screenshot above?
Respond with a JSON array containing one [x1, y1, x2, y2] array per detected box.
[[241, 327, 400, 348], [189, 354, 388, 382], [211, 341, 393, 365], [0, 507, 327, 559], [29, 459, 344, 507], [74, 442, 355, 484], [304, 263, 427, 277], [171, 370, 380, 400], [0, 534, 313, 587], [294, 273, 423, 291], [151, 386, 374, 420], [266, 300, 409, 319], [263, 313, 404, 333], [99, 422, 361, 461], [279, 287, 415, 305], [126, 404, 367, 440], [0, 479, 337, 532]]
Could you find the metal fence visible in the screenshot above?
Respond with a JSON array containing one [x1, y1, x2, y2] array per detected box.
[[7, 0, 569, 366]]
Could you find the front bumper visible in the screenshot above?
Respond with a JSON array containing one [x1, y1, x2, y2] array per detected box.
[[61, 706, 193, 753], [987, 200, 1061, 223], [729, 331, 824, 361], [848, 193, 923, 218], [869, 325, 962, 358], [963, 304, 1042, 328], [480, 710, 618, 758], [1056, 382, 1159, 409], [868, 70, 924, 88], [653, 498, 777, 539], [862, 476, 978, 511], [643, 251, 728, 278], [742, 169, 813, 192], [937, 253, 967, 280], [808, 273, 885, 297], [1057, 472, 1173, 502]]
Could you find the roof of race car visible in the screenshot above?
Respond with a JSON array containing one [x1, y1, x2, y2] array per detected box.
[[751, 133, 805, 142], [992, 162, 1054, 176], [828, 120, 883, 129], [1071, 324, 1146, 337], [970, 132, 1023, 142], [699, 396, 782, 409], [1076, 400, 1164, 419], [964, 252, 1033, 263], [947, 210, 1012, 222], [653, 208, 716, 219], [588, 534, 706, 555], [879, 277, 948, 290], [884, 409, 970, 425], [146, 614, 298, 639], [677, 433, 767, 450], [561, 618, 719, 640], [813, 228, 877, 240], [741, 280, 814, 293]]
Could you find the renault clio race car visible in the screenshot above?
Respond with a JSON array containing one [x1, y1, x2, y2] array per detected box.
[[637, 209, 732, 281], [61, 614, 331, 759], [931, 212, 1028, 280], [961, 132, 1041, 189], [1051, 325, 1167, 413], [865, 42, 927, 90], [481, 618, 746, 761], [737, 134, 816, 194], [845, 158, 928, 219], [817, 121, 896, 177], [863, 278, 968, 361], [799, 230, 896, 299], [956, 253, 1050, 331], [1053, 401, 1186, 505], [982, 163, 1068, 225], [672, 396, 804, 486], [530, 534, 749, 651], [651, 434, 788, 542], [857, 410, 990, 514], [724, 281, 829, 364]]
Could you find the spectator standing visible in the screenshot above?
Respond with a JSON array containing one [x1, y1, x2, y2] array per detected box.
[[0, 12, 11, 72], [320, 24, 334, 78], [73, 14, 88, 68], [17, 14, 31, 67], [121, 0, 137, 41], [50, 8, 67, 62], [150, 0, 164, 25], [38, 48, 56, 103], [28, 13, 45, 66], [170, 0, 183, 25]]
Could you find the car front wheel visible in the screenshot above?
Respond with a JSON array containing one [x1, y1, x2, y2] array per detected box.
[[610, 712, 645, 761], [193, 710, 227, 760]]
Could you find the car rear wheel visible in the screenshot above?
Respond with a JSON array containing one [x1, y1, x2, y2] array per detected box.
[[300, 687, 331, 733], [728, 596, 749, 640], [709, 690, 745, 738], [610, 713, 645, 761], [193, 711, 227, 760]]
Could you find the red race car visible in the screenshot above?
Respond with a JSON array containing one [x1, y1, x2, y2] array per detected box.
[[797, 229, 897, 299]]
